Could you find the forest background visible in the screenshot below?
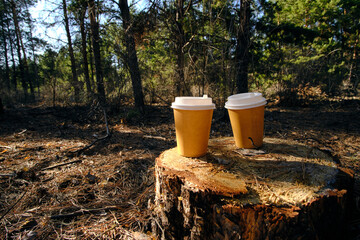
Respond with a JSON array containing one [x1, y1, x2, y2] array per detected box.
[[1, 0, 359, 109]]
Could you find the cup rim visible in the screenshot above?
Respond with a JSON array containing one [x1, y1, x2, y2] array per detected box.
[[225, 101, 266, 110], [171, 96, 216, 110], [225, 92, 266, 110], [228, 92, 261, 99], [171, 104, 216, 110]]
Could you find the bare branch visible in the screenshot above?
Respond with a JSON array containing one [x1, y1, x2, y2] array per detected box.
[[41, 159, 82, 171]]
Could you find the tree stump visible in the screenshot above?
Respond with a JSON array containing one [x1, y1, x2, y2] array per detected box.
[[151, 137, 353, 240]]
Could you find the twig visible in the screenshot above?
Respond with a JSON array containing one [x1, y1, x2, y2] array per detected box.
[[17, 129, 27, 135], [0, 191, 27, 221], [71, 108, 111, 156], [0, 146, 12, 149], [135, 183, 154, 206], [71, 135, 110, 156], [143, 88, 171, 106], [0, 172, 16, 178], [233, 148, 266, 156], [143, 135, 167, 141], [50, 206, 120, 220], [103, 108, 110, 136], [41, 159, 82, 171]]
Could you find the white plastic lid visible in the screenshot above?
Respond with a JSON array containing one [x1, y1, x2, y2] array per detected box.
[[225, 92, 266, 110], [171, 95, 216, 110]]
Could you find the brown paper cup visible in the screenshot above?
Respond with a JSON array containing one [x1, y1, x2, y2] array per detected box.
[[225, 93, 266, 149], [172, 96, 215, 157], [228, 105, 265, 148], [173, 109, 213, 157]]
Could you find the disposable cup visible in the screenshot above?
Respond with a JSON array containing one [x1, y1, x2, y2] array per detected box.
[[171, 95, 215, 157], [225, 92, 267, 149]]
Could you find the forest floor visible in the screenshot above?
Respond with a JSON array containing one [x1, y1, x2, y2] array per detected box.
[[0, 97, 359, 239]]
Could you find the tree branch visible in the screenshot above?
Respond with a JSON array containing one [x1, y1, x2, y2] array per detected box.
[[41, 159, 82, 171], [50, 206, 120, 220], [0, 191, 26, 221], [70, 108, 111, 156]]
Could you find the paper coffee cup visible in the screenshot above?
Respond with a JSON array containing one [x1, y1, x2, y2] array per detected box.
[[225, 92, 266, 149], [172, 95, 215, 157]]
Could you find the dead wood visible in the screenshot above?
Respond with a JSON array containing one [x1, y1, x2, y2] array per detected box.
[[143, 135, 167, 141], [0, 97, 3, 114], [0, 191, 27, 221], [0, 172, 16, 178], [143, 87, 171, 106], [40, 159, 82, 171], [70, 108, 111, 156], [152, 137, 353, 240], [0, 145, 12, 149], [1, 101, 359, 239], [50, 206, 120, 220]]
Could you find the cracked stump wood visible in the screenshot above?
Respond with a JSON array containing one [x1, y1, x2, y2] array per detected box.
[[151, 137, 353, 240]]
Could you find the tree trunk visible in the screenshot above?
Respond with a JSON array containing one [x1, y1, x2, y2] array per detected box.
[[235, 0, 251, 93], [80, 1, 92, 99], [11, 0, 27, 101], [151, 137, 353, 240], [174, 0, 186, 96], [350, 36, 359, 95], [63, 0, 81, 103], [52, 77, 56, 108], [3, 0, 18, 93], [1, 21, 10, 91], [88, 0, 106, 105], [118, 0, 145, 111], [0, 97, 3, 114], [88, 30, 95, 88], [14, 0, 35, 101], [9, 34, 17, 93], [24, 0, 40, 98]]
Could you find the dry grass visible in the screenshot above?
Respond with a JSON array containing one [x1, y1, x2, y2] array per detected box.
[[0, 105, 174, 239], [0, 98, 359, 239]]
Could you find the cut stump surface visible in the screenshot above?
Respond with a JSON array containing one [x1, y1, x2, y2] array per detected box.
[[151, 137, 353, 240]]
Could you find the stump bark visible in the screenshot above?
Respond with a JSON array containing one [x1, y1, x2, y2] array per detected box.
[[151, 137, 353, 240]]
